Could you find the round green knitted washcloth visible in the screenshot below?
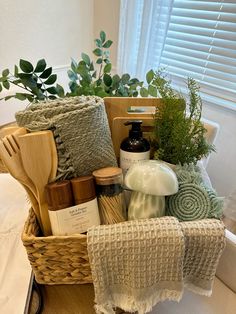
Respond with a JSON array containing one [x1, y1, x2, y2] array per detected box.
[[166, 183, 211, 221], [166, 163, 224, 221]]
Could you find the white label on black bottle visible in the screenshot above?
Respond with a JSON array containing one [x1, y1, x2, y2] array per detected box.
[[120, 149, 150, 176], [48, 198, 100, 236]]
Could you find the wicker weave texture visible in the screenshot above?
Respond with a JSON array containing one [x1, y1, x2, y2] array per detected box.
[[22, 208, 92, 285]]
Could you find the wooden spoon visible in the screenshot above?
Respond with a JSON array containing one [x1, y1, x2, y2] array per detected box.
[[18, 131, 55, 236], [0, 128, 36, 195]]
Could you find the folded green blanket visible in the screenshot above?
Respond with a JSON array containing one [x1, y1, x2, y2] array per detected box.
[[15, 96, 117, 179], [166, 164, 223, 221]]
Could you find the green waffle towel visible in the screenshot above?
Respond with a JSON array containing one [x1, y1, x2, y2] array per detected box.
[[166, 164, 224, 221], [15, 96, 117, 180]]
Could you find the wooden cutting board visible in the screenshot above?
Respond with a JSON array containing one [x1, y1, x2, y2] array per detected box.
[[104, 97, 159, 158]]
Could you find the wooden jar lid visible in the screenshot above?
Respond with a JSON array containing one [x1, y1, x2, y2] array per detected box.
[[71, 175, 96, 204], [45, 180, 74, 211], [92, 167, 123, 185]]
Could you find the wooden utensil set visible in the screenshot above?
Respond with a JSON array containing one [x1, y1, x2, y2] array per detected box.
[[0, 127, 58, 236]]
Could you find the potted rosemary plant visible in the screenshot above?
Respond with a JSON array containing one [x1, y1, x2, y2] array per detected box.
[[147, 71, 215, 165]]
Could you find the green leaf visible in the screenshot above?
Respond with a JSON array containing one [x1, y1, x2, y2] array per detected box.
[[96, 58, 103, 64], [92, 70, 97, 78], [97, 90, 108, 98], [25, 94, 34, 102], [0, 83, 2, 92], [95, 39, 102, 48], [89, 62, 94, 71], [112, 74, 120, 88], [93, 48, 102, 57], [77, 64, 88, 77], [148, 85, 157, 97], [96, 78, 102, 86], [104, 58, 110, 64], [44, 74, 57, 85], [103, 40, 113, 48], [56, 84, 65, 97], [14, 65, 19, 76], [0, 76, 7, 82], [121, 73, 130, 84], [15, 93, 27, 100], [19, 59, 34, 73], [104, 50, 110, 58], [103, 73, 112, 86], [100, 31, 106, 43], [48, 95, 57, 100], [69, 81, 78, 93], [46, 86, 58, 94], [3, 80, 10, 89], [71, 58, 77, 73], [35, 89, 45, 100], [34, 59, 47, 72], [129, 78, 140, 85], [118, 85, 129, 97], [19, 75, 38, 90], [78, 60, 86, 66], [2, 69, 9, 77], [81, 53, 90, 66], [140, 87, 149, 97], [17, 73, 32, 80], [4, 95, 15, 101], [39, 67, 52, 79], [146, 69, 155, 84], [104, 63, 112, 73]]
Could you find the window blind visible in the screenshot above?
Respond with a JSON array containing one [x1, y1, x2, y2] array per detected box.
[[160, 0, 236, 108]]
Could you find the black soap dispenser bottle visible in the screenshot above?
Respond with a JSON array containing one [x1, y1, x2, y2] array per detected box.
[[120, 120, 150, 176]]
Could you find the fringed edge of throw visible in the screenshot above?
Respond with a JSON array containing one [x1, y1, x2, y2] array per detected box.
[[184, 282, 212, 297], [94, 289, 183, 314]]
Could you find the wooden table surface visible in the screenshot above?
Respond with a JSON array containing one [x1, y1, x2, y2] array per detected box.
[[29, 284, 96, 314], [28, 283, 129, 314]]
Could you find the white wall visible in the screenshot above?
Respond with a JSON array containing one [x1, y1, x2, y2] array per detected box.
[[94, 0, 120, 68], [0, 0, 94, 124]]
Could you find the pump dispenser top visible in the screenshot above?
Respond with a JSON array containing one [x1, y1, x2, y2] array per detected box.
[[120, 120, 150, 176], [125, 120, 143, 139]]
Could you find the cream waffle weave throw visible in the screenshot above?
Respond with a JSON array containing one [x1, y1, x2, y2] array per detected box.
[[87, 217, 225, 314], [15, 96, 117, 179]]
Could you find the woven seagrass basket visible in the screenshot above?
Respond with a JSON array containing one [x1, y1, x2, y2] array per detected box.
[[21, 98, 161, 285], [22, 208, 93, 285]]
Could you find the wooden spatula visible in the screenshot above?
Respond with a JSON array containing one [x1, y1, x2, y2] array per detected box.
[[18, 131, 55, 236], [49, 131, 58, 182]]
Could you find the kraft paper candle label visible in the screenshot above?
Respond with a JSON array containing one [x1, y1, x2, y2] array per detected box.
[[49, 198, 100, 235]]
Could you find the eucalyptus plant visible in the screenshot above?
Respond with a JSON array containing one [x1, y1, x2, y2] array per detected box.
[[0, 59, 65, 102], [67, 31, 143, 97], [0, 31, 144, 102]]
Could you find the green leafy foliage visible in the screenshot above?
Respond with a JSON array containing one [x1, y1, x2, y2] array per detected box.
[[150, 71, 215, 165], [66, 31, 143, 98], [0, 59, 65, 102]]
